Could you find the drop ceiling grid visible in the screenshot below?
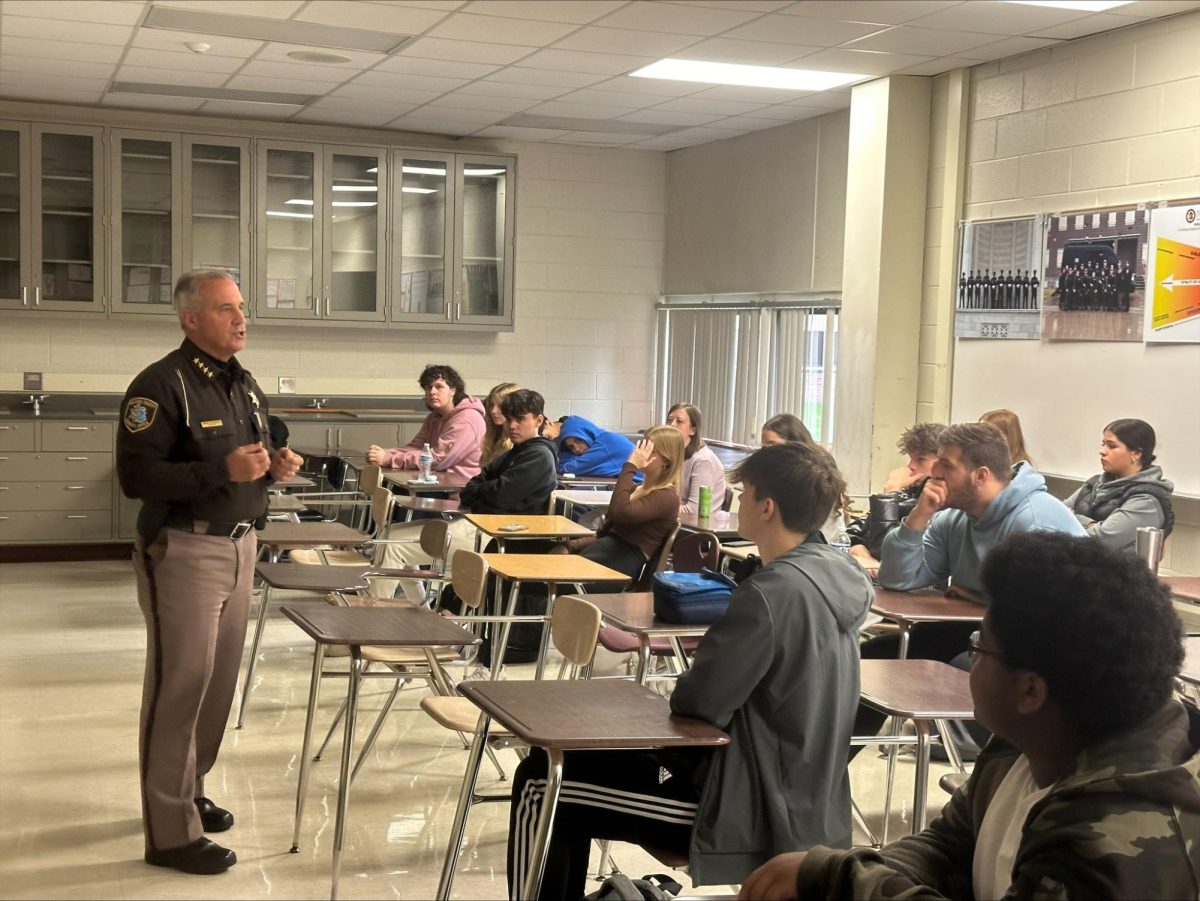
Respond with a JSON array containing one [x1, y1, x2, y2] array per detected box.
[[0, 0, 1196, 148]]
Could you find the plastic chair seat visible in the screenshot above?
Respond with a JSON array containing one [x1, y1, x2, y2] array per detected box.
[[360, 645, 462, 665], [289, 548, 366, 566], [597, 624, 700, 656], [421, 695, 514, 736]]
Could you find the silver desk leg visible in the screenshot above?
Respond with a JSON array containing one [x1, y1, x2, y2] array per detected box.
[[237, 578, 274, 728], [881, 715, 900, 846], [523, 748, 565, 901], [331, 651, 364, 900], [292, 642, 326, 852], [436, 710, 493, 900], [913, 720, 931, 834], [491, 580, 521, 680], [636, 637, 652, 686], [534, 582, 557, 681]]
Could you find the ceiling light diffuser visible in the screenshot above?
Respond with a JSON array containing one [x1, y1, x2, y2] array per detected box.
[[629, 58, 864, 91], [1003, 0, 1135, 10]]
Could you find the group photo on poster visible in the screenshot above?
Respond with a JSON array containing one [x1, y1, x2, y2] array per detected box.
[[954, 215, 1045, 340], [1144, 202, 1200, 344], [1041, 204, 1148, 342]]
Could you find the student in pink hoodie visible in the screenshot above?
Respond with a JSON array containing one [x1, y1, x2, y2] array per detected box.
[[366, 364, 486, 479]]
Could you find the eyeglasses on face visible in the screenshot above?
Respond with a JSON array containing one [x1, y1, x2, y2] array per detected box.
[[967, 630, 1004, 663]]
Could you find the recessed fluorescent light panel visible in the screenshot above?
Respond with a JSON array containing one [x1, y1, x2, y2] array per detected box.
[[1003, 0, 1135, 10], [630, 59, 863, 91], [142, 5, 414, 54]]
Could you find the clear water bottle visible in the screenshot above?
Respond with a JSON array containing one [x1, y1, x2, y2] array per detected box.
[[830, 527, 852, 554], [418, 443, 433, 481]]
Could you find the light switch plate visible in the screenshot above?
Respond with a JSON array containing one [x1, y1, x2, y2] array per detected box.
[[23, 372, 42, 391], [278, 377, 296, 394]]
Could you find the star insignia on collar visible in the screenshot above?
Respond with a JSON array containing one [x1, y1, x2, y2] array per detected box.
[[191, 356, 215, 379]]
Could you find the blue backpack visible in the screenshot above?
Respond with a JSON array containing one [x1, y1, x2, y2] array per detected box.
[[652, 569, 737, 624]]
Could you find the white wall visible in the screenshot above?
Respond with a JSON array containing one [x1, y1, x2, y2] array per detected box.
[[0, 130, 665, 432]]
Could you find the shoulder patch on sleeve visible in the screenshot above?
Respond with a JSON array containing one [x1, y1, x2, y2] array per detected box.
[[123, 397, 160, 433]]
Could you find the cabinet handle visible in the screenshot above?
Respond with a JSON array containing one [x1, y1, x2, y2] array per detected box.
[[65, 456, 89, 461], [34, 286, 40, 306], [0, 456, 8, 461], [0, 486, 7, 491], [65, 426, 90, 431], [22, 286, 28, 306], [326, 428, 332, 450], [0, 516, 9, 521], [336, 428, 342, 447], [66, 514, 88, 520], [65, 485, 85, 490], [445, 300, 451, 321], [0, 425, 10, 430]]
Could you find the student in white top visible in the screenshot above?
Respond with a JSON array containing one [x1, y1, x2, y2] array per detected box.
[[737, 530, 1200, 900], [666, 402, 727, 516]]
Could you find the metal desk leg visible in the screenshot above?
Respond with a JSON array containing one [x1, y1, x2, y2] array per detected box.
[[636, 637, 652, 686], [523, 747, 566, 901], [491, 580, 521, 680], [237, 578, 275, 728], [897, 623, 912, 660], [933, 718, 966, 773], [436, 711, 493, 901], [291, 642, 326, 852], [913, 720, 932, 833], [331, 650, 364, 901], [881, 715, 900, 846], [668, 636, 691, 671], [534, 581, 557, 681]]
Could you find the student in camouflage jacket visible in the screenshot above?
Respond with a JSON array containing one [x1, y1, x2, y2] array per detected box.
[[739, 531, 1200, 900]]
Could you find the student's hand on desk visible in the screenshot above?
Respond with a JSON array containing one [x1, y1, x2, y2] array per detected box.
[[365, 444, 386, 466], [626, 439, 656, 471], [269, 447, 303, 482], [738, 851, 806, 900]]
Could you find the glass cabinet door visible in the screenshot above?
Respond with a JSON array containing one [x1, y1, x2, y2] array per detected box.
[[110, 132, 179, 314], [34, 126, 104, 312], [258, 144, 318, 319], [391, 153, 453, 322], [0, 125, 27, 308], [183, 137, 249, 287], [455, 156, 514, 324], [324, 148, 385, 320]]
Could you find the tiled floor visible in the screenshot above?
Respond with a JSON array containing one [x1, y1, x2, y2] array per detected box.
[[0, 560, 955, 900]]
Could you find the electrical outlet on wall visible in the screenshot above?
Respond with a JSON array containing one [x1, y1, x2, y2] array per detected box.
[[278, 377, 296, 394]]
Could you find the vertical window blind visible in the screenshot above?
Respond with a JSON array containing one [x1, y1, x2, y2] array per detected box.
[[656, 295, 840, 445]]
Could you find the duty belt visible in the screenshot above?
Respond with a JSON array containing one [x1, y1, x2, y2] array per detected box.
[[168, 518, 256, 540]]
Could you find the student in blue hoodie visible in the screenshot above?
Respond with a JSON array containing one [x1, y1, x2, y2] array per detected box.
[[543, 414, 637, 479]]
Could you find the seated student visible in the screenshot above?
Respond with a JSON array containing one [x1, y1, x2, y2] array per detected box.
[[506, 442, 874, 900], [845, 422, 946, 569], [740, 531, 1197, 901], [667, 402, 727, 515], [759, 413, 845, 541], [1066, 417, 1174, 554], [557, 425, 681, 583], [542, 414, 636, 479], [480, 382, 519, 466], [365, 363, 485, 478], [980, 408, 1034, 470], [459, 388, 558, 516]]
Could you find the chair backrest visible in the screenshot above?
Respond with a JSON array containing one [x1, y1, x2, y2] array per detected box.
[[630, 523, 680, 592], [419, 518, 451, 561], [369, 486, 394, 536], [672, 530, 720, 573], [358, 464, 382, 494], [450, 550, 490, 611], [551, 595, 602, 672]]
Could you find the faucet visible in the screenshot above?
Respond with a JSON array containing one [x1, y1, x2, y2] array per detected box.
[[306, 398, 329, 410], [22, 394, 48, 416]]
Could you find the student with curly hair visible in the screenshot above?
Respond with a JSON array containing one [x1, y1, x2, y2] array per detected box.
[[741, 531, 1199, 901]]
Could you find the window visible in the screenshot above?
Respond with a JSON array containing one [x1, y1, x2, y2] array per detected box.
[[655, 294, 839, 445]]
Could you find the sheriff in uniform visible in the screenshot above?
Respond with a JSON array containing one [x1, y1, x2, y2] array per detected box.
[[117, 270, 302, 875]]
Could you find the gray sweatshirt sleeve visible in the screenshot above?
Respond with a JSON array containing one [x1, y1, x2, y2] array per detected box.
[[878, 515, 953, 591], [1086, 494, 1165, 551]]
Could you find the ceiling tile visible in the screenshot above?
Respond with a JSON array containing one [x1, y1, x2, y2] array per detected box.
[[626, 132, 705, 150], [371, 54, 499, 79], [905, 1, 1088, 36], [226, 74, 348, 93], [456, 79, 572, 100], [792, 47, 933, 76], [153, 0, 306, 18], [330, 82, 447, 104], [616, 108, 723, 126], [959, 35, 1061, 62], [777, 1, 960, 26], [588, 74, 706, 96], [0, 35, 124, 63], [897, 56, 982, 76], [642, 124, 740, 145], [402, 104, 510, 124], [724, 13, 889, 46], [387, 115, 483, 134], [123, 47, 246, 73], [1027, 13, 1132, 41], [596, 1, 764, 36], [294, 0, 450, 32], [551, 26, 701, 57], [130, 27, 264, 57], [473, 123, 573, 140], [301, 96, 419, 117], [556, 87, 665, 108], [435, 91, 541, 112], [253, 42, 387, 69], [427, 12, 579, 45], [367, 0, 467, 9], [713, 114, 788, 131], [486, 66, 610, 88], [461, 1, 624, 24], [847, 25, 1004, 56], [400, 36, 536, 65], [547, 131, 645, 145], [351, 70, 468, 95], [292, 106, 409, 127], [0, 56, 117, 80], [238, 60, 362, 83], [663, 0, 793, 11], [686, 84, 814, 103], [3, 0, 144, 25], [0, 71, 111, 93], [101, 93, 207, 112], [0, 15, 132, 45], [515, 48, 656, 75], [523, 100, 628, 119], [650, 96, 770, 115], [0, 84, 106, 104], [116, 65, 233, 88], [199, 99, 304, 118], [679, 36, 819, 64]]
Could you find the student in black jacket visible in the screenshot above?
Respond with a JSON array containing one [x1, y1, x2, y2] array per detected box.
[[458, 388, 557, 515]]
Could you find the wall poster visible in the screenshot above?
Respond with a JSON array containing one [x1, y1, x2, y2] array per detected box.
[[1144, 203, 1200, 343], [955, 216, 1045, 340], [1041, 204, 1148, 342]]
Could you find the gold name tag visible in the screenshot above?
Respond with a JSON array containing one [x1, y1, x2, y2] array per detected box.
[[201, 419, 224, 429]]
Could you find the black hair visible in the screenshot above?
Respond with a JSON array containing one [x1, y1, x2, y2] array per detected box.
[[939, 422, 1012, 483], [762, 413, 814, 446], [1105, 418, 1157, 469], [731, 442, 846, 534], [898, 422, 946, 457], [982, 531, 1182, 744], [501, 388, 545, 420], [418, 364, 467, 406]]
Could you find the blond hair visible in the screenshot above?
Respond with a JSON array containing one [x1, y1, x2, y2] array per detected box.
[[481, 382, 519, 465], [632, 425, 684, 499]]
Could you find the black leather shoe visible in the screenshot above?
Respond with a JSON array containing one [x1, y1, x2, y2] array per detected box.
[[145, 837, 236, 874], [195, 797, 234, 832]]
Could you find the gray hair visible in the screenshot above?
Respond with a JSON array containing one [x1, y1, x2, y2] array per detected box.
[[174, 269, 236, 315]]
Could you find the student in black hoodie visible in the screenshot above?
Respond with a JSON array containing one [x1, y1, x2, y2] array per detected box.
[[459, 388, 558, 515]]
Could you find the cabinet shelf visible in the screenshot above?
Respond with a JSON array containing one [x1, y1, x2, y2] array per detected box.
[[123, 262, 171, 268], [268, 172, 312, 180], [123, 208, 170, 216], [193, 212, 239, 220], [122, 152, 170, 161], [193, 158, 239, 166], [43, 174, 92, 183], [0, 207, 16, 214], [464, 256, 501, 261], [0, 256, 16, 262], [333, 248, 376, 254], [44, 258, 93, 264], [402, 253, 443, 259], [0, 171, 17, 178], [43, 209, 91, 217], [267, 245, 312, 252]]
